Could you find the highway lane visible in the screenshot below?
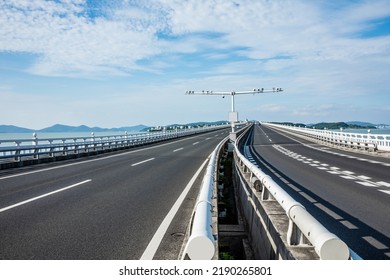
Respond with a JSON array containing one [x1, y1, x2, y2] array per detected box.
[[243, 124, 390, 260], [0, 129, 230, 259]]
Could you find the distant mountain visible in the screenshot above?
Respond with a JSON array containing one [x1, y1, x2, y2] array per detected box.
[[1, 121, 229, 134], [271, 121, 377, 130], [346, 121, 376, 127], [38, 124, 97, 133], [39, 124, 151, 133], [313, 122, 376, 129], [0, 125, 34, 133], [0, 124, 151, 133]]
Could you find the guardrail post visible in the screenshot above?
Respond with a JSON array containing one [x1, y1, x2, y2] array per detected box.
[[14, 141, 21, 162], [32, 133, 39, 159]]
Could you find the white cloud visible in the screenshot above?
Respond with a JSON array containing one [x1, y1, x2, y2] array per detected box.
[[0, 0, 163, 76], [1, 0, 389, 77], [1, 0, 390, 126]]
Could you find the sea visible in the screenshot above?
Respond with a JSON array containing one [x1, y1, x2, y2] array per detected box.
[[1, 128, 390, 140], [330, 128, 390, 135]]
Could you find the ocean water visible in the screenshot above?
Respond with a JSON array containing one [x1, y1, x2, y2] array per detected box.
[[0, 131, 145, 140], [330, 128, 390, 135]]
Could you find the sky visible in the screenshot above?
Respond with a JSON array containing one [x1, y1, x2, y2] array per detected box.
[[1, 0, 390, 129]]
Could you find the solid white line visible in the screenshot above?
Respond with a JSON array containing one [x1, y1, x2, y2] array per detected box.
[[0, 179, 92, 213], [131, 158, 155, 166], [140, 157, 210, 260], [173, 148, 183, 152]]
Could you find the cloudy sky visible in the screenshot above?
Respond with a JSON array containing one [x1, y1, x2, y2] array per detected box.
[[1, 0, 390, 129]]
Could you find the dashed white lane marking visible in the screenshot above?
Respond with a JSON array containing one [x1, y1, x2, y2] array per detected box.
[[356, 181, 377, 187], [317, 167, 328, 170], [173, 148, 184, 152], [377, 181, 390, 187], [193, 142, 199, 145], [272, 144, 390, 195], [340, 175, 355, 180], [131, 158, 155, 166], [0, 179, 92, 213], [269, 128, 390, 167]]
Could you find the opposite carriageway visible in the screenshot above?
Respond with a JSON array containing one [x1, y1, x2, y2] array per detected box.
[[242, 123, 390, 259], [0, 125, 229, 168]]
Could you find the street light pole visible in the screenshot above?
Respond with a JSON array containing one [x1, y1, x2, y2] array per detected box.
[[185, 88, 283, 141]]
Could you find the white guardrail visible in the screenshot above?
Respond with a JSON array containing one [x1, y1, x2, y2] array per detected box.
[[263, 122, 390, 152], [234, 125, 351, 260], [0, 125, 230, 163], [182, 135, 228, 260]]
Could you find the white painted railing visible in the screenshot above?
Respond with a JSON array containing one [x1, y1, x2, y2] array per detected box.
[[183, 136, 228, 260], [263, 122, 390, 152], [234, 126, 350, 260], [0, 125, 230, 163]]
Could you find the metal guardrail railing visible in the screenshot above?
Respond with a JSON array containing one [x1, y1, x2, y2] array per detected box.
[[263, 122, 390, 152], [182, 135, 229, 260], [234, 125, 351, 260], [0, 125, 230, 163]]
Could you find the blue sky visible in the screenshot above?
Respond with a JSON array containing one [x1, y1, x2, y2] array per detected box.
[[1, 0, 390, 129]]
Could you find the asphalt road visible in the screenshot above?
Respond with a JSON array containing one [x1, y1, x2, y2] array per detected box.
[[0, 128, 230, 259], [243, 124, 390, 260]]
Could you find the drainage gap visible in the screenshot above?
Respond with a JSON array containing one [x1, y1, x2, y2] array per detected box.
[[217, 145, 253, 260]]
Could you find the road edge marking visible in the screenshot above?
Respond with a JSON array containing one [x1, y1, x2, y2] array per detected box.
[[140, 157, 209, 260]]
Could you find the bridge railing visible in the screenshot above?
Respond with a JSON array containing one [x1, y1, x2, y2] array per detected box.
[[182, 125, 248, 260], [182, 136, 228, 260], [234, 125, 350, 260], [0, 125, 230, 163], [262, 122, 390, 152]]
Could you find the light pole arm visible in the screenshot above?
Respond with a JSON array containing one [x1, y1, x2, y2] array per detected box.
[[185, 88, 284, 142], [185, 88, 283, 96]]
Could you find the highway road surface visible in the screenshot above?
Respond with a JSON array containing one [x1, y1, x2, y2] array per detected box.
[[0, 128, 230, 259], [242, 124, 390, 260]]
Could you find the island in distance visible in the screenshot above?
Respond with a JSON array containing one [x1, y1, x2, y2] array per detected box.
[[0, 124, 150, 133], [0, 121, 229, 134]]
